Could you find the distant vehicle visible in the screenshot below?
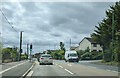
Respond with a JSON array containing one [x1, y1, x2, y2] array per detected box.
[[39, 54, 53, 65], [65, 50, 79, 62]]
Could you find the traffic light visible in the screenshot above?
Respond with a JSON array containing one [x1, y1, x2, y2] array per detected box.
[[30, 44, 32, 51]]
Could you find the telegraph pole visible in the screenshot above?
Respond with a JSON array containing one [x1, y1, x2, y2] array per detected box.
[[19, 31, 23, 61], [70, 38, 71, 50]]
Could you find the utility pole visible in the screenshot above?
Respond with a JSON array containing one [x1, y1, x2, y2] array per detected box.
[[70, 38, 71, 50], [27, 43, 29, 59], [112, 12, 114, 61], [19, 31, 23, 61]]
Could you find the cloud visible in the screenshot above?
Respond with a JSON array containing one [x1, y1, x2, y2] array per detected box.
[[2, 2, 115, 53]]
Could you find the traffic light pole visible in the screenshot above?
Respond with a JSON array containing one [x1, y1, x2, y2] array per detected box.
[[30, 44, 32, 62]]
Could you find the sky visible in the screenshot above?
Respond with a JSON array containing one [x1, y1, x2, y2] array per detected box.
[[1, 2, 115, 54]]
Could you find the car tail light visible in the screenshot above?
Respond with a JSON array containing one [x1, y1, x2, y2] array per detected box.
[[49, 58, 52, 59], [40, 58, 44, 59]]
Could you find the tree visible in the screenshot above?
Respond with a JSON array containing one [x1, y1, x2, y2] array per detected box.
[[60, 42, 65, 51], [91, 1, 120, 62]]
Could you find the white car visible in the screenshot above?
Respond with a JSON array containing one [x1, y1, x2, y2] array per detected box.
[[39, 54, 53, 65]]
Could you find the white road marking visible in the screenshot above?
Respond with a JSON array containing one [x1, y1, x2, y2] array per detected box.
[[0, 62, 26, 74], [22, 63, 35, 77], [64, 69, 74, 75], [58, 65, 63, 68], [68, 64, 72, 66], [27, 71, 34, 76]]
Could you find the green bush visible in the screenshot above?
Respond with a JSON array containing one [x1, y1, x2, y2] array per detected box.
[[92, 52, 103, 60]]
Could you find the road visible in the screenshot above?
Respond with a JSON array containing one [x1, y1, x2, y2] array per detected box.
[[0, 60, 34, 78], [0, 59, 119, 78], [29, 60, 119, 78]]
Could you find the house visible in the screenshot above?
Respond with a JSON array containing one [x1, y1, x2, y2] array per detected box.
[[77, 37, 103, 53]]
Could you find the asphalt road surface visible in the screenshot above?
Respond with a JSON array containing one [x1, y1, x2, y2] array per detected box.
[[29, 60, 118, 77], [0, 60, 33, 77], [0, 59, 119, 78]]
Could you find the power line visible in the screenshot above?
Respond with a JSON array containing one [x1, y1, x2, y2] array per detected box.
[[0, 9, 18, 32]]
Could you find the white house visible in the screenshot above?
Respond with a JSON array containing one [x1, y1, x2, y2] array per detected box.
[[76, 37, 103, 52]]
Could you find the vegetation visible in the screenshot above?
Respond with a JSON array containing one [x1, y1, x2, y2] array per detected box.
[[2, 47, 19, 62], [51, 42, 65, 60], [77, 47, 102, 60], [91, 2, 120, 62]]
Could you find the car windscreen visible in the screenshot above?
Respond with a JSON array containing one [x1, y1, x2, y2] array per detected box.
[[69, 53, 77, 57]]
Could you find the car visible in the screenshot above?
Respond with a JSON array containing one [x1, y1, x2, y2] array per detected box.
[[39, 54, 53, 65]]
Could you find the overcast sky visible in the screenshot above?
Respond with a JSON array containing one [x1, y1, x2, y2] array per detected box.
[[2, 2, 115, 54]]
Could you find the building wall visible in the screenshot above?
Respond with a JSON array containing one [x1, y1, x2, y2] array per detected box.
[[78, 39, 92, 51], [91, 44, 103, 52]]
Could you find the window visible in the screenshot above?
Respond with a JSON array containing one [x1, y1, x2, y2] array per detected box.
[[99, 50, 102, 52], [92, 50, 97, 52], [93, 43, 97, 47]]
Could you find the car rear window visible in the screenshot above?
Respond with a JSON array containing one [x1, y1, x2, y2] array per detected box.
[[41, 55, 51, 57]]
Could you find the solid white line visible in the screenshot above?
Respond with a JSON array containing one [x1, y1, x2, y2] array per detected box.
[[27, 71, 34, 76], [22, 63, 35, 76], [0, 62, 26, 74], [65, 69, 74, 75]]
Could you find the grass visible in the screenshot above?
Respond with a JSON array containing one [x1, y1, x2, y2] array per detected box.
[[93, 60, 119, 66]]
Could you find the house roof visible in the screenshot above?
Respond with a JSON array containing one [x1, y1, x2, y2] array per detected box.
[[79, 37, 97, 45], [85, 37, 97, 43], [70, 47, 78, 50]]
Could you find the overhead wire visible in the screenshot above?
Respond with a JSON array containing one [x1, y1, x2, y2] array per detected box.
[[0, 9, 18, 32]]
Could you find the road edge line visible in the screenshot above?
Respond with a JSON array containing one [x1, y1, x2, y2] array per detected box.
[[0, 61, 27, 74]]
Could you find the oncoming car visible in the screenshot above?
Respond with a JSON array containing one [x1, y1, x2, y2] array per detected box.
[[39, 54, 53, 65]]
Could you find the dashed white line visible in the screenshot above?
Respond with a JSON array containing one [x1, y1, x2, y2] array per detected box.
[[68, 64, 72, 66], [0, 62, 26, 74], [64, 69, 74, 75], [58, 65, 63, 68]]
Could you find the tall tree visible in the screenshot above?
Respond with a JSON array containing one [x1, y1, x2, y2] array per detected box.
[[60, 42, 65, 51], [91, 2, 120, 62]]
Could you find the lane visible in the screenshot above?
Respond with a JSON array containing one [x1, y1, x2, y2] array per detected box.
[[54, 60, 118, 72], [31, 61, 73, 76], [58, 62, 118, 76], [2, 60, 28, 70], [2, 60, 33, 76]]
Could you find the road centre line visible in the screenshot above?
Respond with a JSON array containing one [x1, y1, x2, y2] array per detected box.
[[64, 69, 74, 75], [22, 63, 35, 77], [27, 71, 34, 76], [0, 62, 26, 74]]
